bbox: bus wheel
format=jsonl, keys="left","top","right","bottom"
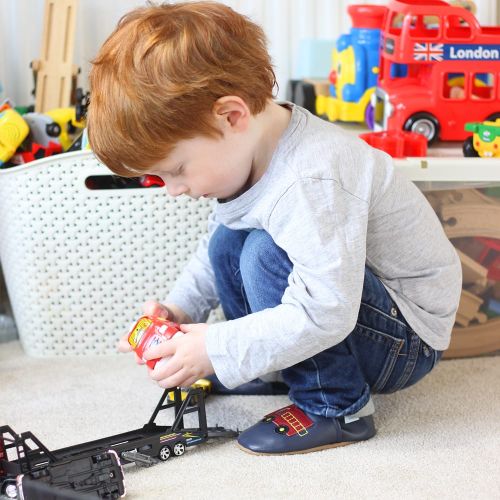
{"left": 404, "top": 113, "right": 440, "bottom": 144}
{"left": 158, "top": 445, "right": 172, "bottom": 461}
{"left": 463, "top": 136, "right": 479, "bottom": 157}
{"left": 486, "top": 112, "right": 500, "bottom": 122}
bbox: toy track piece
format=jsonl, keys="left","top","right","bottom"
{"left": 456, "top": 249, "right": 488, "bottom": 287}
{"left": 444, "top": 318, "right": 500, "bottom": 358}
{"left": 33, "top": 0, "right": 79, "bottom": 112}
{"left": 424, "top": 188, "right": 497, "bottom": 212}
{"left": 455, "top": 289, "right": 484, "bottom": 327}
{"left": 440, "top": 203, "right": 500, "bottom": 239}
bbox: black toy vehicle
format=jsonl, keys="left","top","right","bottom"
{"left": 1, "top": 387, "right": 237, "bottom": 499}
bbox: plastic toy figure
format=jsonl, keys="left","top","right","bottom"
{"left": 463, "top": 119, "right": 500, "bottom": 158}
{"left": 316, "top": 4, "right": 387, "bottom": 125}
{"left": 372, "top": 0, "right": 500, "bottom": 143}
{"left": 0, "top": 108, "right": 29, "bottom": 166}
{"left": 24, "top": 107, "right": 86, "bottom": 152}
{"left": 128, "top": 316, "right": 183, "bottom": 369}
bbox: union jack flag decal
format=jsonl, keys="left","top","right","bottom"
{"left": 413, "top": 42, "right": 444, "bottom": 61}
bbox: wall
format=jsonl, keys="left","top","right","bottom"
{"left": 0, "top": 0, "right": 498, "bottom": 105}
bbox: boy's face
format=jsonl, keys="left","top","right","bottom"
{"left": 149, "top": 122, "right": 256, "bottom": 201}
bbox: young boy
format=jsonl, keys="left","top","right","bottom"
{"left": 88, "top": 2, "right": 462, "bottom": 455}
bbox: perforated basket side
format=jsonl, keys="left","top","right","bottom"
{"left": 0, "top": 151, "right": 214, "bottom": 356}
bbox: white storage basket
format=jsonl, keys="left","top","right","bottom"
{"left": 0, "top": 150, "right": 214, "bottom": 356}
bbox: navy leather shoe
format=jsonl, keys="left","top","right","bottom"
{"left": 237, "top": 404, "right": 376, "bottom": 455}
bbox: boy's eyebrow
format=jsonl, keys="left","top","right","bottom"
{"left": 150, "top": 162, "right": 182, "bottom": 175}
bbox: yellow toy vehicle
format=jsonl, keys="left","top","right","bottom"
{"left": 463, "top": 119, "right": 500, "bottom": 158}
{"left": 0, "top": 109, "right": 29, "bottom": 166}
{"left": 167, "top": 378, "right": 212, "bottom": 405}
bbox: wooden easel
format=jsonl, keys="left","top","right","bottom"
{"left": 32, "top": 0, "right": 79, "bottom": 113}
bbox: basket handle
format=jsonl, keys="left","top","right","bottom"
{"left": 84, "top": 174, "right": 165, "bottom": 191}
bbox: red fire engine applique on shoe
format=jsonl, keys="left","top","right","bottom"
{"left": 262, "top": 405, "right": 314, "bottom": 437}
{"left": 237, "top": 404, "right": 376, "bottom": 455}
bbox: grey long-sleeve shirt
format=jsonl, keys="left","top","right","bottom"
{"left": 167, "top": 104, "right": 462, "bottom": 389}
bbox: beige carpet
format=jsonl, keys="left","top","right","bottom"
{"left": 1, "top": 340, "right": 499, "bottom": 500}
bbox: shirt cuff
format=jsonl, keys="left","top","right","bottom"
{"left": 205, "top": 323, "right": 244, "bottom": 389}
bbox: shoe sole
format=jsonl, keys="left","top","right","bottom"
{"left": 237, "top": 439, "right": 359, "bottom": 456}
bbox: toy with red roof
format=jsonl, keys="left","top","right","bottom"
{"left": 372, "top": 0, "right": 500, "bottom": 143}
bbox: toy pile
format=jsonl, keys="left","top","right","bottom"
{"left": 425, "top": 187, "right": 500, "bottom": 357}
{"left": 0, "top": 89, "right": 89, "bottom": 169}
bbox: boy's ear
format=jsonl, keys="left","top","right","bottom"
{"left": 212, "top": 96, "right": 250, "bottom": 133}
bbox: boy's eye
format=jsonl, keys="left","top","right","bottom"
{"left": 172, "top": 165, "right": 184, "bottom": 176}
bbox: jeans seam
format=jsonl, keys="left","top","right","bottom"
{"left": 372, "top": 336, "right": 404, "bottom": 392}
{"left": 360, "top": 301, "right": 408, "bottom": 328}
{"left": 239, "top": 283, "right": 250, "bottom": 316}
{"left": 310, "top": 357, "right": 330, "bottom": 416}
{"left": 391, "top": 333, "right": 421, "bottom": 392}
{"left": 356, "top": 322, "right": 408, "bottom": 347}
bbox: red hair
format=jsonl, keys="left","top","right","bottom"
{"left": 87, "top": 1, "right": 277, "bottom": 176}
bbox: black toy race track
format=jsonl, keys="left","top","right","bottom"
{"left": 1, "top": 387, "right": 238, "bottom": 499}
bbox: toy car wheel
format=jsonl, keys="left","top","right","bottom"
{"left": 1, "top": 480, "right": 17, "bottom": 499}
{"left": 403, "top": 113, "right": 440, "bottom": 144}
{"left": 463, "top": 136, "right": 479, "bottom": 157}
{"left": 173, "top": 442, "right": 185, "bottom": 456}
{"left": 45, "top": 122, "right": 61, "bottom": 137}
{"left": 158, "top": 445, "right": 172, "bottom": 461}
{"left": 286, "top": 79, "right": 300, "bottom": 103}
{"left": 294, "top": 82, "right": 317, "bottom": 115}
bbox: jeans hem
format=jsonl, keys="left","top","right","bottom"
{"left": 289, "top": 384, "right": 372, "bottom": 419}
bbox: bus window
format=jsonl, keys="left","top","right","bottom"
{"left": 445, "top": 15, "right": 472, "bottom": 39}
{"left": 444, "top": 72, "right": 465, "bottom": 100}
{"left": 390, "top": 63, "right": 408, "bottom": 79}
{"left": 471, "top": 73, "right": 495, "bottom": 100}
{"left": 388, "top": 12, "right": 403, "bottom": 35}
{"left": 408, "top": 15, "right": 440, "bottom": 39}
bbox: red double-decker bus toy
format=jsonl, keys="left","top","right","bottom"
{"left": 127, "top": 316, "right": 182, "bottom": 369}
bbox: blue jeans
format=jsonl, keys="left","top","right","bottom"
{"left": 208, "top": 226, "right": 443, "bottom": 418}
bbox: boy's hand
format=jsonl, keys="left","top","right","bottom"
{"left": 144, "top": 323, "right": 214, "bottom": 388}
{"left": 116, "top": 301, "right": 192, "bottom": 364}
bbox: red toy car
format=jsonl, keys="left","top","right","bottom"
{"left": 127, "top": 316, "right": 182, "bottom": 369}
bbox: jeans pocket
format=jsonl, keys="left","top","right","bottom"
{"left": 394, "top": 339, "right": 441, "bottom": 392}
{"left": 351, "top": 323, "right": 405, "bottom": 393}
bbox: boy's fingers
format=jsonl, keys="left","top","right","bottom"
{"left": 143, "top": 340, "right": 177, "bottom": 360}
{"left": 152, "top": 359, "right": 184, "bottom": 384}
{"left": 142, "top": 300, "right": 169, "bottom": 318}
{"left": 117, "top": 336, "right": 133, "bottom": 353}
{"left": 135, "top": 353, "right": 145, "bottom": 365}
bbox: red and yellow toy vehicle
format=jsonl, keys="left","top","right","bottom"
{"left": 127, "top": 316, "right": 182, "bottom": 369}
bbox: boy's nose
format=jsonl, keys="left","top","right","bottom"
{"left": 166, "top": 182, "right": 188, "bottom": 197}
